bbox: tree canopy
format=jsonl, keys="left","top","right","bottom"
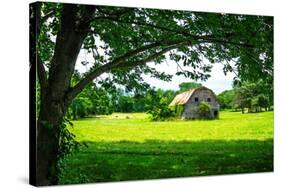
{"left": 38, "top": 3, "right": 273, "bottom": 101}
{"left": 233, "top": 80, "right": 272, "bottom": 113}
{"left": 178, "top": 82, "right": 202, "bottom": 92}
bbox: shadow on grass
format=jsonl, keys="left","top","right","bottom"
{"left": 59, "top": 139, "right": 273, "bottom": 185}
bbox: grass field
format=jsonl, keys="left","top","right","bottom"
{"left": 59, "top": 111, "right": 273, "bottom": 184}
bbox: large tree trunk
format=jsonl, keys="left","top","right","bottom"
{"left": 35, "top": 4, "right": 95, "bottom": 185}
{"left": 36, "top": 95, "right": 65, "bottom": 185}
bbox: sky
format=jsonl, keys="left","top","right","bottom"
{"left": 76, "top": 49, "right": 236, "bottom": 95}
{"left": 142, "top": 61, "right": 235, "bottom": 94}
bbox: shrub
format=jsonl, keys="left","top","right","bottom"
{"left": 197, "top": 101, "right": 211, "bottom": 119}
{"left": 148, "top": 106, "right": 175, "bottom": 121}
{"left": 147, "top": 97, "right": 175, "bottom": 121}
{"left": 172, "top": 104, "right": 184, "bottom": 118}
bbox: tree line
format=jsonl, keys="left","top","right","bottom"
{"left": 218, "top": 79, "right": 273, "bottom": 113}
{"left": 66, "top": 77, "right": 273, "bottom": 120}
{"left": 65, "top": 74, "right": 200, "bottom": 119}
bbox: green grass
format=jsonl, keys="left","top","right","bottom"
{"left": 59, "top": 111, "right": 273, "bottom": 184}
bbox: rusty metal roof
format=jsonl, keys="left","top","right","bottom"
{"left": 169, "top": 86, "right": 215, "bottom": 106}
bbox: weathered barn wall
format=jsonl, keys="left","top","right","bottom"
{"left": 182, "top": 88, "right": 219, "bottom": 119}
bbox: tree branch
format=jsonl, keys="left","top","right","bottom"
{"left": 111, "top": 38, "right": 187, "bottom": 64}
{"left": 66, "top": 62, "right": 113, "bottom": 101}
{"left": 115, "top": 43, "right": 185, "bottom": 69}
{"left": 66, "top": 41, "right": 188, "bottom": 101}
{"left": 94, "top": 16, "right": 254, "bottom": 49}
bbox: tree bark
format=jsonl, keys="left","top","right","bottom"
{"left": 35, "top": 4, "right": 95, "bottom": 185}
{"left": 36, "top": 96, "right": 65, "bottom": 185}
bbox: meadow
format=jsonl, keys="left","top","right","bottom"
{"left": 59, "top": 111, "right": 273, "bottom": 184}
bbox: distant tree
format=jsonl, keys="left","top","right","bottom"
{"left": 178, "top": 82, "right": 202, "bottom": 93}
{"left": 252, "top": 94, "right": 269, "bottom": 112}
{"left": 233, "top": 83, "right": 254, "bottom": 113}
{"left": 131, "top": 93, "right": 147, "bottom": 112}
{"left": 69, "top": 96, "right": 92, "bottom": 119}
{"left": 233, "top": 81, "right": 271, "bottom": 113}
{"left": 217, "top": 90, "right": 235, "bottom": 109}
{"left": 66, "top": 71, "right": 116, "bottom": 118}
{"left": 113, "top": 88, "right": 176, "bottom": 113}
{"left": 117, "top": 96, "right": 134, "bottom": 112}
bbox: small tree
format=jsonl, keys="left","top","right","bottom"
{"left": 146, "top": 89, "right": 175, "bottom": 121}
{"left": 178, "top": 82, "right": 202, "bottom": 93}
{"left": 217, "top": 90, "right": 235, "bottom": 109}
{"left": 197, "top": 101, "right": 211, "bottom": 119}
{"left": 173, "top": 104, "right": 185, "bottom": 118}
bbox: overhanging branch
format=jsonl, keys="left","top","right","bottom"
{"left": 115, "top": 43, "right": 186, "bottom": 69}
{"left": 94, "top": 17, "right": 255, "bottom": 49}
{"left": 66, "top": 41, "right": 189, "bottom": 101}
{"left": 111, "top": 38, "right": 188, "bottom": 64}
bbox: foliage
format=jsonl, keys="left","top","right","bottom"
{"left": 36, "top": 79, "right": 41, "bottom": 118}
{"left": 146, "top": 89, "right": 176, "bottom": 121}
{"left": 217, "top": 90, "right": 235, "bottom": 109}
{"left": 59, "top": 111, "right": 273, "bottom": 184}
{"left": 233, "top": 80, "right": 272, "bottom": 113}
{"left": 69, "top": 96, "right": 93, "bottom": 119}
{"left": 57, "top": 118, "right": 89, "bottom": 183}
{"left": 57, "top": 118, "right": 81, "bottom": 159}
{"left": 67, "top": 71, "right": 117, "bottom": 119}
{"left": 251, "top": 94, "right": 269, "bottom": 112}
{"left": 173, "top": 104, "right": 185, "bottom": 118}
{"left": 197, "top": 101, "right": 212, "bottom": 119}
{"left": 115, "top": 96, "right": 135, "bottom": 112}
{"left": 178, "top": 82, "right": 202, "bottom": 93}
{"left": 39, "top": 2, "right": 273, "bottom": 99}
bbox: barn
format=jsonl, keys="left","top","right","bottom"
{"left": 169, "top": 86, "right": 219, "bottom": 119}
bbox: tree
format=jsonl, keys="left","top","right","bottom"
{"left": 31, "top": 2, "right": 273, "bottom": 185}
{"left": 217, "top": 90, "right": 235, "bottom": 109}
{"left": 117, "top": 96, "right": 135, "bottom": 112}
{"left": 257, "top": 94, "right": 270, "bottom": 111}
{"left": 146, "top": 89, "right": 175, "bottom": 121}
{"left": 178, "top": 82, "right": 202, "bottom": 93}
{"left": 233, "top": 81, "right": 271, "bottom": 113}
{"left": 233, "top": 82, "right": 255, "bottom": 113}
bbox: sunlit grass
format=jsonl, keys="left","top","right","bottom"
{"left": 71, "top": 111, "right": 273, "bottom": 142}
{"left": 59, "top": 111, "right": 273, "bottom": 184}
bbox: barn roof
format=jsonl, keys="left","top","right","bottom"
{"left": 169, "top": 89, "right": 196, "bottom": 106}
{"left": 169, "top": 86, "right": 215, "bottom": 106}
